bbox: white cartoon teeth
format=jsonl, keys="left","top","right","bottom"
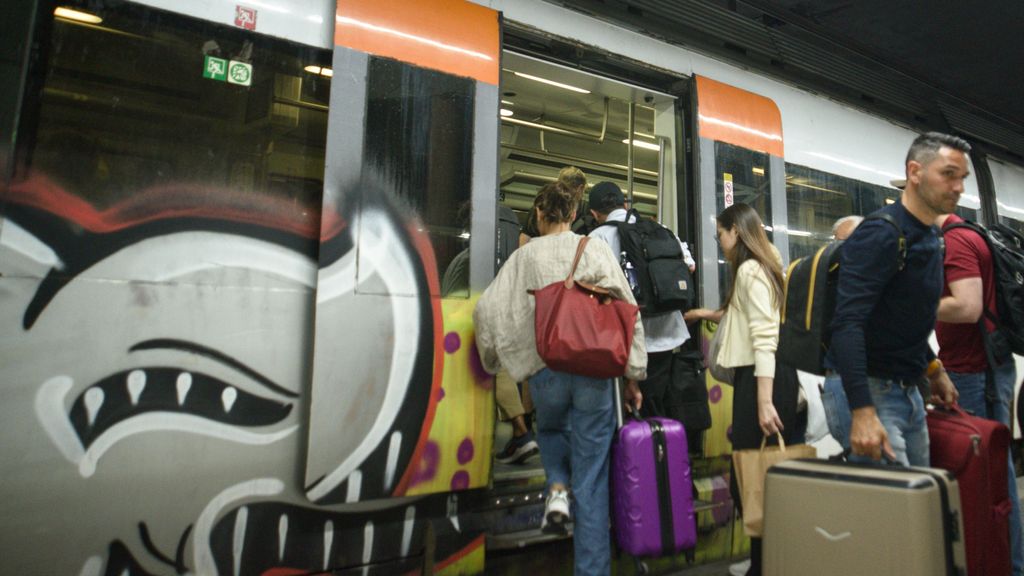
{"left": 176, "top": 373, "right": 193, "bottom": 406}
{"left": 278, "top": 514, "right": 289, "bottom": 562}
{"left": 323, "top": 520, "right": 334, "bottom": 570}
{"left": 222, "top": 387, "right": 238, "bottom": 413}
{"left": 84, "top": 388, "right": 104, "bottom": 427}
{"left": 126, "top": 370, "right": 146, "bottom": 406}
{"left": 233, "top": 506, "right": 248, "bottom": 576}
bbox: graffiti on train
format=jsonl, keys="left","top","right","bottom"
{"left": 0, "top": 173, "right": 491, "bottom": 574}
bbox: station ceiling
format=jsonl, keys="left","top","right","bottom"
{"left": 749, "top": 0, "right": 1024, "bottom": 129}
{"left": 547, "top": 0, "right": 1024, "bottom": 160}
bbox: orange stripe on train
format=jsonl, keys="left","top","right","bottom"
{"left": 696, "top": 76, "right": 784, "bottom": 157}
{"left": 335, "top": 0, "right": 500, "bottom": 85}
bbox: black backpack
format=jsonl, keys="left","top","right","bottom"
{"left": 944, "top": 219, "right": 1024, "bottom": 356}
{"left": 777, "top": 213, "right": 906, "bottom": 375}
{"left": 600, "top": 209, "right": 695, "bottom": 315}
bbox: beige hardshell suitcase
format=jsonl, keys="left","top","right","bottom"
{"left": 763, "top": 459, "right": 967, "bottom": 576}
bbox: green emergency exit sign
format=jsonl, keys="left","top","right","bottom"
{"left": 203, "top": 55, "right": 227, "bottom": 81}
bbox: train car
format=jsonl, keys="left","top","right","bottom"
{"left": 1, "top": 0, "right": 1023, "bottom": 575}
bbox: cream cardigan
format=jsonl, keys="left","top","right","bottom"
{"left": 716, "top": 258, "right": 781, "bottom": 378}
{"left": 474, "top": 231, "right": 647, "bottom": 382}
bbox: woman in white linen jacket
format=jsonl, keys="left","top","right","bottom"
{"left": 684, "top": 202, "right": 799, "bottom": 576}
{"left": 474, "top": 180, "right": 644, "bottom": 576}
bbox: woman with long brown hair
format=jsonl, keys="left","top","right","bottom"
{"left": 685, "top": 203, "right": 798, "bottom": 576}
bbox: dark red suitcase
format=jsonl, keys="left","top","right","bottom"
{"left": 928, "top": 404, "right": 1012, "bottom": 576}
{"left": 611, "top": 415, "right": 697, "bottom": 557}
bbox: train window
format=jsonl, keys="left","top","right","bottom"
{"left": 362, "top": 57, "right": 475, "bottom": 297}
{"left": 990, "top": 157, "right": 1024, "bottom": 236}
{"left": 17, "top": 2, "right": 330, "bottom": 253}
{"left": 784, "top": 164, "right": 902, "bottom": 262}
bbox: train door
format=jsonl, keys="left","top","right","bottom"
{"left": 0, "top": 0, "right": 501, "bottom": 573}
{"left": 487, "top": 48, "right": 684, "bottom": 544}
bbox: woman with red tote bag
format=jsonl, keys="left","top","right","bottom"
{"left": 475, "top": 180, "right": 646, "bottom": 576}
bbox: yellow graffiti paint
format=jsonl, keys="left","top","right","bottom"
{"left": 406, "top": 295, "right": 495, "bottom": 495}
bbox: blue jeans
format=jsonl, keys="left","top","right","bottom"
{"left": 821, "top": 375, "right": 929, "bottom": 466}
{"left": 531, "top": 368, "right": 615, "bottom": 576}
{"left": 821, "top": 375, "right": 852, "bottom": 453}
{"left": 948, "top": 361, "right": 1023, "bottom": 576}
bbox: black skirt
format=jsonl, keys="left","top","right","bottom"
{"left": 730, "top": 362, "right": 801, "bottom": 450}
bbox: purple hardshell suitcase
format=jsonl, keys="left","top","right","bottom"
{"left": 612, "top": 415, "right": 697, "bottom": 556}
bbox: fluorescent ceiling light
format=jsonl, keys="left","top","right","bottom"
{"left": 622, "top": 139, "right": 660, "bottom": 151}
{"left": 501, "top": 100, "right": 514, "bottom": 106}
{"left": 752, "top": 167, "right": 765, "bottom": 176}
{"left": 500, "top": 109, "right": 514, "bottom": 117}
{"left": 303, "top": 65, "right": 332, "bottom": 77}
{"left": 786, "top": 229, "right": 814, "bottom": 237}
{"left": 55, "top": 7, "right": 102, "bottom": 24}
{"left": 513, "top": 71, "right": 590, "bottom": 94}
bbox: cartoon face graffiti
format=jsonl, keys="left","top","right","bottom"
{"left": 0, "top": 176, "right": 442, "bottom": 575}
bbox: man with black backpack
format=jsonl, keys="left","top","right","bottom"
{"left": 825, "top": 132, "right": 961, "bottom": 465}
{"left": 588, "top": 181, "right": 696, "bottom": 418}
{"left": 936, "top": 210, "right": 1024, "bottom": 574}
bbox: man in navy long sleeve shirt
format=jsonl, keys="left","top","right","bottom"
{"left": 825, "top": 132, "right": 964, "bottom": 464}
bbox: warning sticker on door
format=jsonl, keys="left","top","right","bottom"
{"left": 227, "top": 61, "right": 253, "bottom": 86}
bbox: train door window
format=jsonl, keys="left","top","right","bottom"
{"left": 712, "top": 142, "right": 772, "bottom": 299}
{"left": 990, "top": 157, "right": 1024, "bottom": 235}
{"left": 498, "top": 52, "right": 677, "bottom": 238}
{"left": 9, "top": 2, "right": 330, "bottom": 263}
{"left": 362, "top": 57, "right": 475, "bottom": 297}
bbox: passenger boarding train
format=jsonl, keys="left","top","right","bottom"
{"left": 1, "top": 0, "right": 1023, "bottom": 574}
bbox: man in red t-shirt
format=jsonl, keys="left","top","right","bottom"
{"left": 936, "top": 212, "right": 1023, "bottom": 575}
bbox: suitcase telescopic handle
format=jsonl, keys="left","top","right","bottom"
{"left": 613, "top": 378, "right": 643, "bottom": 429}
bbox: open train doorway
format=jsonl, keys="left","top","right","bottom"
{"left": 491, "top": 49, "right": 682, "bottom": 498}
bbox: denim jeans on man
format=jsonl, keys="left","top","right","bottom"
{"left": 531, "top": 368, "right": 615, "bottom": 576}
{"left": 821, "top": 374, "right": 929, "bottom": 466}
{"left": 948, "top": 360, "right": 1023, "bottom": 576}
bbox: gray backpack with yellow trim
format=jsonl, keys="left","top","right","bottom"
{"left": 777, "top": 213, "right": 905, "bottom": 374}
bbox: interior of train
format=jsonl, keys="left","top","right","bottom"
{"left": 492, "top": 51, "right": 679, "bottom": 487}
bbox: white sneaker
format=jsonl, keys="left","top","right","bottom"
{"left": 729, "top": 558, "right": 751, "bottom": 576}
{"left": 541, "top": 489, "right": 570, "bottom": 534}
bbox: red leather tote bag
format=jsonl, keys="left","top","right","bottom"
{"left": 529, "top": 237, "right": 639, "bottom": 379}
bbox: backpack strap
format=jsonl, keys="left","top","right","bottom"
{"left": 597, "top": 208, "right": 639, "bottom": 230}
{"left": 864, "top": 212, "right": 907, "bottom": 271}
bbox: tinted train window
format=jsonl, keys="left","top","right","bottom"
{"left": 17, "top": 3, "right": 330, "bottom": 255}
{"left": 995, "top": 185, "right": 1024, "bottom": 237}
{"left": 363, "top": 57, "right": 474, "bottom": 297}
{"left": 784, "top": 164, "right": 902, "bottom": 262}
